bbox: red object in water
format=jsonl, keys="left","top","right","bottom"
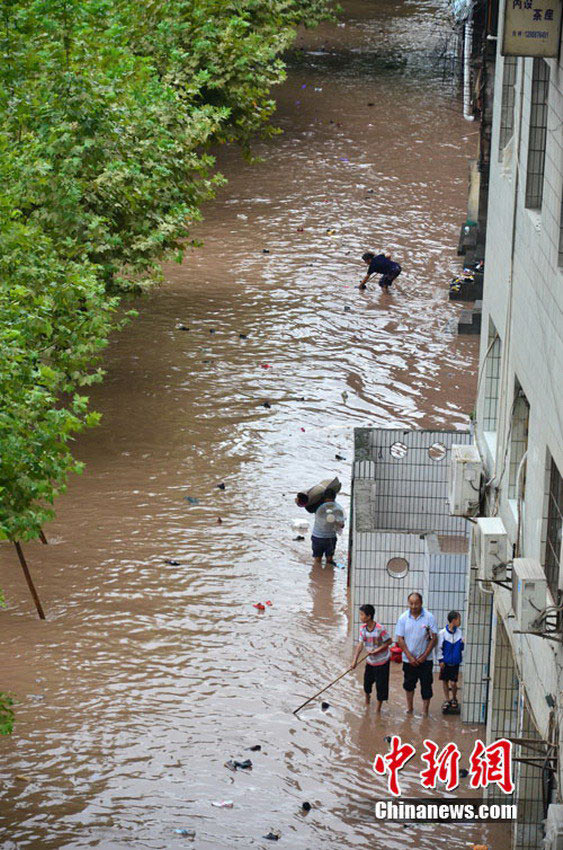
{"left": 265, "top": 601, "right": 273, "bottom": 606}
{"left": 260, "top": 364, "right": 270, "bottom": 369}
{"left": 300, "top": 427, "right": 305, "bottom": 432}
{"left": 253, "top": 603, "right": 266, "bottom": 611}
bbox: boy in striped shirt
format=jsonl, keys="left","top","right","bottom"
{"left": 352, "top": 604, "right": 392, "bottom": 712}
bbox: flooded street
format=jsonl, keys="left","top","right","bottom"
{"left": 0, "top": 1, "right": 510, "bottom": 847}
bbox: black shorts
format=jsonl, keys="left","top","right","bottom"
{"left": 439, "top": 664, "right": 460, "bottom": 683}
{"left": 311, "top": 535, "right": 336, "bottom": 559}
{"left": 364, "top": 660, "right": 390, "bottom": 701}
{"left": 402, "top": 661, "right": 433, "bottom": 700}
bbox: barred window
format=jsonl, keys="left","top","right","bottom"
{"left": 499, "top": 57, "right": 517, "bottom": 159}
{"left": 483, "top": 323, "right": 501, "bottom": 432}
{"left": 544, "top": 457, "right": 562, "bottom": 600}
{"left": 525, "top": 58, "right": 550, "bottom": 209}
{"left": 508, "top": 383, "right": 529, "bottom": 501}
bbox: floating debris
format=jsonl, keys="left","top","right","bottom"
{"left": 175, "top": 323, "right": 189, "bottom": 331}
{"left": 174, "top": 828, "right": 196, "bottom": 838}
{"left": 239, "top": 333, "right": 248, "bottom": 339}
{"left": 247, "top": 744, "right": 262, "bottom": 752}
{"left": 217, "top": 483, "right": 226, "bottom": 490}
{"left": 293, "top": 535, "right": 305, "bottom": 541}
{"left": 302, "top": 802, "right": 312, "bottom": 812}
{"left": 335, "top": 454, "right": 346, "bottom": 461}
{"left": 263, "top": 830, "right": 281, "bottom": 841}
{"left": 164, "top": 559, "right": 181, "bottom": 566}
{"left": 321, "top": 702, "right": 330, "bottom": 711}
{"left": 211, "top": 800, "right": 234, "bottom": 808}
{"left": 253, "top": 603, "right": 266, "bottom": 611}
{"left": 262, "top": 248, "right": 270, "bottom": 254}
{"left": 184, "top": 496, "right": 200, "bottom": 505}
{"left": 224, "top": 759, "right": 253, "bottom": 772}
{"left": 263, "top": 401, "right": 271, "bottom": 408}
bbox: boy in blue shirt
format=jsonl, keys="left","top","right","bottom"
{"left": 358, "top": 251, "right": 402, "bottom": 290}
{"left": 437, "top": 610, "right": 464, "bottom": 711}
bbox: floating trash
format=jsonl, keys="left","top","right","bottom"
{"left": 216, "top": 517, "right": 223, "bottom": 524}
{"left": 263, "top": 401, "right": 271, "bottom": 408}
{"left": 217, "top": 483, "right": 226, "bottom": 490}
{"left": 224, "top": 759, "right": 253, "bottom": 771}
{"left": 164, "top": 559, "right": 181, "bottom": 566}
{"left": 293, "top": 535, "right": 305, "bottom": 541}
{"left": 326, "top": 228, "right": 337, "bottom": 235}
{"left": 237, "top": 213, "right": 248, "bottom": 220}
{"left": 260, "top": 364, "right": 271, "bottom": 369}
{"left": 247, "top": 744, "right": 262, "bottom": 752}
{"left": 302, "top": 802, "right": 312, "bottom": 812}
{"left": 211, "top": 800, "right": 234, "bottom": 808}
{"left": 174, "top": 828, "right": 196, "bottom": 838}
{"left": 253, "top": 603, "right": 266, "bottom": 611}
{"left": 239, "top": 333, "right": 248, "bottom": 339}
{"left": 335, "top": 454, "right": 346, "bottom": 461}
{"left": 263, "top": 830, "right": 281, "bottom": 841}
{"left": 262, "top": 248, "right": 270, "bottom": 253}
{"left": 344, "top": 306, "right": 351, "bottom": 312}
{"left": 175, "top": 323, "right": 189, "bottom": 331}
{"left": 184, "top": 496, "right": 200, "bottom": 505}
{"left": 321, "top": 702, "right": 330, "bottom": 711}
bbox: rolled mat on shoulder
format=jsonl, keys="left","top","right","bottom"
{"left": 300, "top": 477, "right": 341, "bottom": 514}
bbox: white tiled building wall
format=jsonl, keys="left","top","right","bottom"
{"left": 473, "top": 24, "right": 563, "bottom": 846}
{"left": 350, "top": 429, "right": 472, "bottom": 643}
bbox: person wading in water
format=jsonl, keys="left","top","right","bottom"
{"left": 358, "top": 251, "right": 402, "bottom": 291}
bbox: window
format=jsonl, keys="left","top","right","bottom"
{"left": 483, "top": 323, "right": 501, "bottom": 432}
{"left": 525, "top": 58, "right": 550, "bottom": 209}
{"left": 559, "top": 190, "right": 563, "bottom": 267}
{"left": 544, "top": 456, "right": 562, "bottom": 600}
{"left": 508, "top": 383, "right": 530, "bottom": 500}
{"left": 499, "top": 57, "right": 518, "bottom": 160}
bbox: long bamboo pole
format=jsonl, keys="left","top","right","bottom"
{"left": 14, "top": 542, "right": 46, "bottom": 620}
{"left": 293, "top": 653, "right": 370, "bottom": 715}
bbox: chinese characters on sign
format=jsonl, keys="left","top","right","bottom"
{"left": 373, "top": 736, "right": 515, "bottom": 797}
{"left": 502, "top": 0, "right": 562, "bottom": 56}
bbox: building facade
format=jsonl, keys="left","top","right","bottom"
{"left": 464, "top": 11, "right": 563, "bottom": 847}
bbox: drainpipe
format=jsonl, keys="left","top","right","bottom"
{"left": 463, "top": 12, "right": 475, "bottom": 121}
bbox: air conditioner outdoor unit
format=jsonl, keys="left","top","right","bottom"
{"left": 473, "top": 517, "right": 509, "bottom": 582}
{"left": 448, "top": 444, "right": 482, "bottom": 516}
{"left": 512, "top": 558, "right": 547, "bottom": 632}
{"left": 544, "top": 804, "right": 563, "bottom": 850}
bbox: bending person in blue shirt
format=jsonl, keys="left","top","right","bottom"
{"left": 358, "top": 251, "right": 402, "bottom": 291}
{"left": 395, "top": 592, "right": 438, "bottom": 717}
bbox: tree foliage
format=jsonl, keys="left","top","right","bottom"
{"left": 0, "top": 0, "right": 333, "bottom": 723}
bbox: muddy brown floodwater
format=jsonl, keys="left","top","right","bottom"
{"left": 0, "top": 1, "right": 511, "bottom": 848}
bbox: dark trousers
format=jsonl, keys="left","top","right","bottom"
{"left": 364, "top": 660, "right": 390, "bottom": 701}
{"left": 380, "top": 262, "right": 402, "bottom": 287}
{"left": 402, "top": 661, "right": 433, "bottom": 700}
